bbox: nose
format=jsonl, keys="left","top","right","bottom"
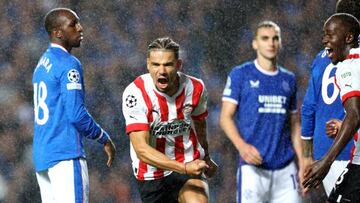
{"left": 158, "top": 65, "right": 166, "bottom": 74}
{"left": 322, "top": 36, "right": 328, "bottom": 45}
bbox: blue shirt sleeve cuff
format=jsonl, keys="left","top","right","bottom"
{"left": 96, "top": 129, "right": 110, "bottom": 145}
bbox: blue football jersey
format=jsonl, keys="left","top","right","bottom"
{"left": 222, "top": 60, "right": 297, "bottom": 170}
{"left": 32, "top": 44, "right": 109, "bottom": 172}
{"left": 301, "top": 50, "right": 352, "bottom": 160}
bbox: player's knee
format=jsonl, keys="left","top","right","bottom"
{"left": 178, "top": 179, "right": 208, "bottom": 203}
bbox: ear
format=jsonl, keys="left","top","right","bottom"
{"left": 345, "top": 33, "right": 355, "bottom": 44}
{"left": 176, "top": 59, "right": 182, "bottom": 71}
{"left": 252, "top": 39, "right": 257, "bottom": 50}
{"left": 53, "top": 29, "right": 62, "bottom": 39}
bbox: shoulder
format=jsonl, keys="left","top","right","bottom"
{"left": 181, "top": 73, "right": 205, "bottom": 86}
{"left": 123, "top": 74, "right": 150, "bottom": 95}
{"left": 278, "top": 66, "right": 295, "bottom": 77}
{"left": 227, "top": 61, "right": 255, "bottom": 77}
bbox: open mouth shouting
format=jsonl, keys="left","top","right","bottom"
{"left": 325, "top": 47, "right": 334, "bottom": 58}
{"left": 156, "top": 76, "right": 169, "bottom": 91}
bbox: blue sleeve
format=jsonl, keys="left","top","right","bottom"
{"left": 60, "top": 59, "right": 110, "bottom": 144}
{"left": 301, "top": 59, "right": 318, "bottom": 138}
{"left": 222, "top": 67, "right": 242, "bottom": 104}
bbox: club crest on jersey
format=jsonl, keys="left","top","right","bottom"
{"left": 126, "top": 95, "right": 137, "bottom": 108}
{"left": 182, "top": 104, "right": 193, "bottom": 119}
{"left": 249, "top": 80, "right": 259, "bottom": 88}
{"left": 67, "top": 69, "right": 80, "bottom": 83}
{"left": 282, "top": 81, "right": 290, "bottom": 92}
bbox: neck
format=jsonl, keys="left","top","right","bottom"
{"left": 51, "top": 40, "right": 72, "bottom": 53}
{"left": 256, "top": 55, "right": 277, "bottom": 72}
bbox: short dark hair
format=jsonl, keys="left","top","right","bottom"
{"left": 147, "top": 37, "right": 180, "bottom": 59}
{"left": 254, "top": 20, "right": 281, "bottom": 39}
{"left": 44, "top": 8, "right": 73, "bottom": 35}
{"left": 336, "top": 0, "right": 360, "bottom": 20}
{"left": 326, "top": 13, "right": 360, "bottom": 44}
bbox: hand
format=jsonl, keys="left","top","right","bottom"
{"left": 185, "top": 159, "right": 209, "bottom": 176}
{"left": 302, "top": 159, "right": 331, "bottom": 190}
{"left": 104, "top": 140, "right": 116, "bottom": 167}
{"left": 203, "top": 156, "right": 218, "bottom": 178}
{"left": 300, "top": 157, "right": 314, "bottom": 194}
{"left": 238, "top": 142, "right": 262, "bottom": 165}
{"left": 326, "top": 119, "right": 342, "bottom": 138}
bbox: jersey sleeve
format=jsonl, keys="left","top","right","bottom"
{"left": 222, "top": 68, "right": 242, "bottom": 105}
{"left": 336, "top": 59, "right": 360, "bottom": 103}
{"left": 60, "top": 59, "right": 109, "bottom": 144}
{"left": 191, "top": 80, "right": 208, "bottom": 120}
{"left": 122, "top": 83, "right": 150, "bottom": 134}
{"left": 301, "top": 59, "right": 319, "bottom": 139}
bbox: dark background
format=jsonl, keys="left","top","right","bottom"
{"left": 0, "top": 0, "right": 336, "bottom": 202}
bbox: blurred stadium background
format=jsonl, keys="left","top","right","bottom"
{"left": 0, "top": 0, "right": 337, "bottom": 202}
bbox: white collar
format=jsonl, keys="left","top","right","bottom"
{"left": 254, "top": 60, "right": 279, "bottom": 76}
{"left": 50, "top": 43, "right": 68, "bottom": 53}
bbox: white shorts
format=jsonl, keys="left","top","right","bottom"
{"left": 36, "top": 158, "right": 89, "bottom": 203}
{"left": 323, "top": 160, "right": 349, "bottom": 196}
{"left": 237, "top": 161, "right": 302, "bottom": 203}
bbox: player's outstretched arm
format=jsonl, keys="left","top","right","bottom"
{"left": 220, "top": 101, "right": 262, "bottom": 165}
{"left": 303, "top": 97, "right": 360, "bottom": 189}
{"left": 104, "top": 139, "right": 116, "bottom": 167}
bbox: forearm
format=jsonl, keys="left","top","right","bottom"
{"left": 219, "top": 114, "right": 245, "bottom": 151}
{"left": 302, "top": 139, "right": 314, "bottom": 160}
{"left": 135, "top": 143, "right": 186, "bottom": 174}
{"left": 324, "top": 115, "right": 359, "bottom": 163}
{"left": 193, "top": 119, "right": 209, "bottom": 156}
{"left": 290, "top": 113, "right": 303, "bottom": 162}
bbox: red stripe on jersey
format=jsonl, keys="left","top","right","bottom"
{"left": 134, "top": 77, "right": 153, "bottom": 122}
{"left": 153, "top": 138, "right": 166, "bottom": 178}
{"left": 192, "top": 111, "right": 208, "bottom": 121}
{"left": 189, "top": 77, "right": 204, "bottom": 109}
{"left": 137, "top": 161, "right": 148, "bottom": 180}
{"left": 346, "top": 54, "right": 360, "bottom": 59}
{"left": 350, "top": 132, "right": 359, "bottom": 163}
{"left": 175, "top": 136, "right": 185, "bottom": 162}
{"left": 341, "top": 91, "right": 360, "bottom": 104}
{"left": 189, "top": 128, "right": 200, "bottom": 159}
{"left": 176, "top": 89, "right": 186, "bottom": 119}
{"left": 154, "top": 92, "right": 168, "bottom": 121}
{"left": 334, "top": 75, "right": 340, "bottom": 92}
{"left": 126, "top": 123, "right": 150, "bottom": 134}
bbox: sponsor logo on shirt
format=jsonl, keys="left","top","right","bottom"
{"left": 258, "top": 95, "right": 287, "bottom": 114}
{"left": 250, "top": 80, "right": 260, "bottom": 88}
{"left": 151, "top": 119, "right": 191, "bottom": 137}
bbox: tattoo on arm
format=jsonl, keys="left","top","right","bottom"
{"left": 302, "top": 140, "right": 313, "bottom": 158}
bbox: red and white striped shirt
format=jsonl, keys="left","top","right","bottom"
{"left": 335, "top": 47, "right": 360, "bottom": 165}
{"left": 122, "top": 72, "right": 208, "bottom": 180}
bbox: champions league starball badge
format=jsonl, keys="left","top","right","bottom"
{"left": 126, "top": 95, "right": 137, "bottom": 108}
{"left": 67, "top": 69, "right": 80, "bottom": 83}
